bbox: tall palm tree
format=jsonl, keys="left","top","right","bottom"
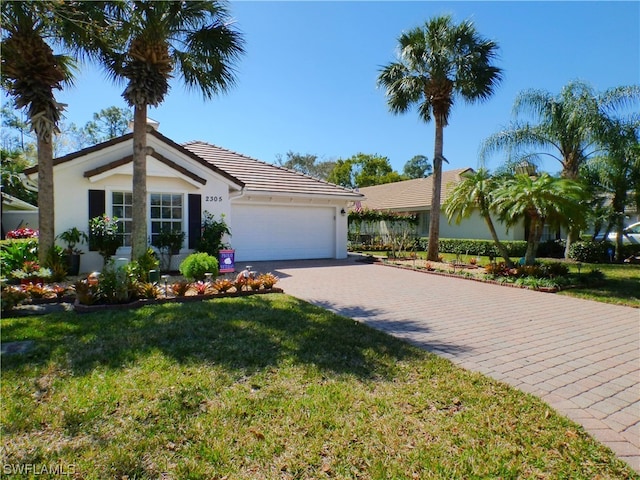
{"left": 443, "top": 169, "right": 513, "bottom": 267}
{"left": 378, "top": 15, "right": 502, "bottom": 261}
{"left": 101, "top": 0, "right": 244, "bottom": 259}
{"left": 492, "top": 173, "right": 587, "bottom": 265}
{"left": 583, "top": 120, "right": 640, "bottom": 261}
{"left": 480, "top": 81, "right": 640, "bottom": 256}
{"left": 1, "top": 2, "right": 76, "bottom": 264}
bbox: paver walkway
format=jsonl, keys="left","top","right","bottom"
{"left": 250, "top": 257, "right": 640, "bottom": 472}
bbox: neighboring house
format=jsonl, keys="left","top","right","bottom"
{"left": 23, "top": 128, "right": 363, "bottom": 273}
{"left": 1, "top": 192, "right": 38, "bottom": 238}
{"left": 356, "top": 168, "right": 526, "bottom": 241}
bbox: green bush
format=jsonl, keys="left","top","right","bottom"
{"left": 179, "top": 253, "right": 219, "bottom": 281}
{"left": 568, "top": 241, "right": 614, "bottom": 263}
{"left": 0, "top": 239, "right": 38, "bottom": 274}
{"left": 419, "top": 238, "right": 528, "bottom": 257}
{"left": 197, "top": 212, "right": 230, "bottom": 256}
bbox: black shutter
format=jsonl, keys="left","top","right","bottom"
{"left": 88, "top": 190, "right": 106, "bottom": 251}
{"left": 188, "top": 194, "right": 201, "bottom": 249}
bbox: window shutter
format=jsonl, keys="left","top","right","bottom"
{"left": 188, "top": 194, "right": 201, "bottom": 249}
{"left": 88, "top": 190, "right": 106, "bottom": 251}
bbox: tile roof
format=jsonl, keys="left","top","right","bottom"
{"left": 183, "top": 141, "right": 363, "bottom": 199}
{"left": 357, "top": 168, "right": 474, "bottom": 211}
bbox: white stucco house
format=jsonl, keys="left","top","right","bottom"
{"left": 24, "top": 127, "right": 363, "bottom": 273}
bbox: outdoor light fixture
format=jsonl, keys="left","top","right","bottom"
{"left": 340, "top": 208, "right": 346, "bottom": 216}
{"left": 161, "top": 275, "right": 170, "bottom": 297}
{"left": 204, "top": 272, "right": 213, "bottom": 284}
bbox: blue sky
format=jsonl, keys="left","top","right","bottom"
{"left": 53, "top": 1, "right": 639, "bottom": 176}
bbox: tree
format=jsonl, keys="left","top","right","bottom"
{"left": 492, "top": 173, "right": 587, "bottom": 265}
{"left": 1, "top": 148, "right": 38, "bottom": 206}
{"left": 99, "top": 1, "right": 244, "bottom": 259}
{"left": 583, "top": 120, "right": 640, "bottom": 261}
{"left": 480, "top": 81, "right": 640, "bottom": 256}
{"left": 443, "top": 168, "right": 513, "bottom": 267}
{"left": 326, "top": 153, "right": 403, "bottom": 188}
{"left": 276, "top": 151, "right": 336, "bottom": 181}
{"left": 79, "top": 106, "right": 133, "bottom": 146}
{"left": 378, "top": 15, "right": 502, "bottom": 261}
{"left": 403, "top": 154, "right": 431, "bottom": 179}
{"left": 1, "top": 2, "right": 78, "bottom": 264}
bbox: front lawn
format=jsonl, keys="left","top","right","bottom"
{"left": 1, "top": 295, "right": 636, "bottom": 479}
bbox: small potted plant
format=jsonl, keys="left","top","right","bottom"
{"left": 57, "top": 227, "right": 88, "bottom": 276}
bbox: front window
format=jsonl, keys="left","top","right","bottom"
{"left": 112, "top": 192, "right": 133, "bottom": 247}
{"left": 150, "top": 193, "right": 183, "bottom": 245}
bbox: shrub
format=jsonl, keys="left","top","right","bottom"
{"left": 542, "top": 261, "right": 569, "bottom": 278}
{"left": 568, "top": 241, "right": 614, "bottom": 263}
{"left": 0, "top": 284, "right": 28, "bottom": 312}
{"left": 171, "top": 280, "right": 191, "bottom": 296}
{"left": 484, "top": 262, "right": 512, "bottom": 277}
{"left": 179, "top": 253, "right": 219, "bottom": 281}
{"left": 99, "top": 263, "right": 137, "bottom": 304}
{"left": 1, "top": 239, "right": 39, "bottom": 275}
{"left": 197, "top": 212, "right": 230, "bottom": 256}
{"left": 212, "top": 278, "right": 233, "bottom": 293}
{"left": 419, "top": 238, "right": 528, "bottom": 257}
{"left": 258, "top": 273, "right": 279, "bottom": 289}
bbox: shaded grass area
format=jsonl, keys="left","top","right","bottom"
{"left": 1, "top": 295, "right": 637, "bottom": 479}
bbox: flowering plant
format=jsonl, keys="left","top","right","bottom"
{"left": 10, "top": 260, "right": 52, "bottom": 280}
{"left": 6, "top": 227, "right": 39, "bottom": 239}
{"left": 89, "top": 214, "right": 121, "bottom": 264}
{"left": 89, "top": 214, "right": 119, "bottom": 238}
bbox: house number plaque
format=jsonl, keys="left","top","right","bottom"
{"left": 205, "top": 195, "right": 224, "bottom": 203}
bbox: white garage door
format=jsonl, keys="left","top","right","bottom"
{"left": 231, "top": 204, "right": 335, "bottom": 261}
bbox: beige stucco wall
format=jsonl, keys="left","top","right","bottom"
{"left": 441, "top": 210, "right": 525, "bottom": 241}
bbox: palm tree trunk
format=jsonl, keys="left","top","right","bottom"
{"left": 37, "top": 134, "right": 55, "bottom": 266}
{"left": 131, "top": 104, "right": 148, "bottom": 260}
{"left": 483, "top": 213, "right": 514, "bottom": 268}
{"left": 525, "top": 215, "right": 542, "bottom": 265}
{"left": 426, "top": 118, "right": 443, "bottom": 261}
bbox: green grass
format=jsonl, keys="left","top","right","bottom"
{"left": 362, "top": 251, "right": 640, "bottom": 308}
{"left": 2, "top": 295, "right": 637, "bottom": 479}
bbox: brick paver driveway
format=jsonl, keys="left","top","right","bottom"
{"left": 251, "top": 257, "right": 640, "bottom": 472}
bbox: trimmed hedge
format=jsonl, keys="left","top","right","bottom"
{"left": 418, "top": 238, "right": 528, "bottom": 257}
{"left": 568, "top": 240, "right": 640, "bottom": 263}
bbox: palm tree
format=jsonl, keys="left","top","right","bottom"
{"left": 378, "top": 15, "right": 502, "bottom": 261}
{"left": 101, "top": 0, "right": 244, "bottom": 259}
{"left": 492, "top": 173, "right": 587, "bottom": 265}
{"left": 1, "top": 2, "right": 77, "bottom": 264}
{"left": 443, "top": 169, "right": 513, "bottom": 267}
{"left": 583, "top": 120, "right": 640, "bottom": 261}
{"left": 480, "top": 81, "right": 640, "bottom": 256}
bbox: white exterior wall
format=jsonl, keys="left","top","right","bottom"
{"left": 49, "top": 136, "right": 239, "bottom": 273}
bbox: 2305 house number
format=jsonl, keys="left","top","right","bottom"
{"left": 205, "top": 195, "right": 224, "bottom": 202}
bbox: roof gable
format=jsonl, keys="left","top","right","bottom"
{"left": 182, "top": 141, "right": 363, "bottom": 199}
{"left": 358, "top": 168, "right": 474, "bottom": 211}
{"left": 23, "top": 128, "right": 244, "bottom": 188}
